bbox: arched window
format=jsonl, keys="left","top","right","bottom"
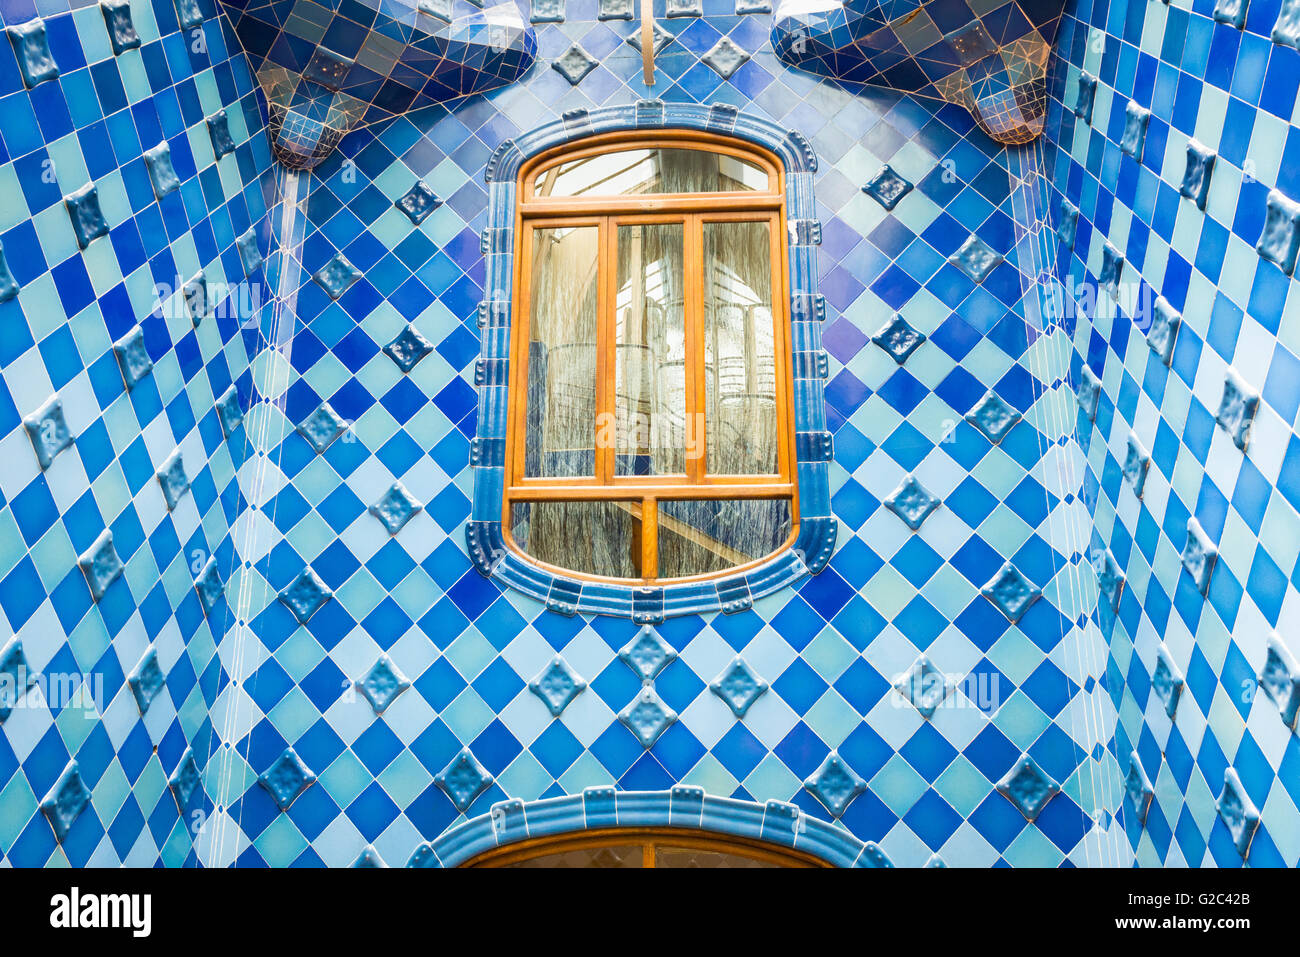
{"left": 504, "top": 132, "right": 797, "bottom": 582}
{"left": 462, "top": 827, "right": 828, "bottom": 868}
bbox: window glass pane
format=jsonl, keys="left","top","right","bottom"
{"left": 615, "top": 223, "right": 687, "bottom": 476}
{"left": 535, "top": 148, "right": 768, "bottom": 197}
{"left": 501, "top": 845, "right": 643, "bottom": 867}
{"left": 655, "top": 845, "right": 779, "bottom": 867}
{"left": 525, "top": 226, "right": 598, "bottom": 478}
{"left": 657, "top": 499, "right": 792, "bottom": 578}
{"left": 703, "top": 221, "right": 778, "bottom": 475}
{"left": 511, "top": 501, "right": 643, "bottom": 579}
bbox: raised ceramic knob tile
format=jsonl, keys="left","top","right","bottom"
{"left": 298, "top": 401, "right": 348, "bottom": 453}
{"left": 736, "top": 0, "right": 771, "bottom": 9}
{"left": 1213, "top": 0, "right": 1249, "bottom": 28}
{"left": 0, "top": 636, "right": 36, "bottom": 723}
{"left": 65, "top": 184, "right": 109, "bottom": 249}
{"left": 1074, "top": 72, "right": 1097, "bottom": 123}
{"left": 1276, "top": 0, "right": 1300, "bottom": 46}
{"left": 1092, "top": 546, "right": 1125, "bottom": 612}
{"left": 352, "top": 845, "right": 387, "bottom": 867}
{"left": 1100, "top": 241, "right": 1124, "bottom": 298}
{"left": 259, "top": 747, "right": 316, "bottom": 810}
{"left": 128, "top": 645, "right": 165, "bottom": 715}
{"left": 965, "top": 390, "right": 1021, "bottom": 443}
{"left": 530, "top": 0, "right": 565, "bottom": 21}
{"left": 182, "top": 271, "right": 208, "bottom": 325}
{"left": 194, "top": 556, "right": 223, "bottom": 616}
{"left": 884, "top": 474, "right": 940, "bottom": 531}
{"left": 370, "top": 481, "right": 423, "bottom": 534}
{"left": 79, "top": 530, "right": 124, "bottom": 602}
{"left": 1181, "top": 516, "right": 1217, "bottom": 594}
{"left": 216, "top": 385, "right": 243, "bottom": 437}
{"left": 436, "top": 747, "right": 494, "bottom": 812}
{"left": 40, "top": 760, "right": 91, "bottom": 842}
{"left": 384, "top": 324, "right": 434, "bottom": 373}
{"left": 599, "top": 0, "right": 633, "bottom": 18}
{"left": 1120, "top": 101, "right": 1149, "bottom": 160}
{"left": 143, "top": 141, "right": 180, "bottom": 199}
{"left": 619, "top": 627, "right": 677, "bottom": 681}
{"left": 1152, "top": 644, "right": 1184, "bottom": 718}
{"left": 1258, "top": 189, "right": 1300, "bottom": 273}
{"left": 1125, "top": 751, "right": 1154, "bottom": 826}
{"left": 356, "top": 653, "right": 412, "bottom": 715}
{"left": 702, "top": 36, "right": 750, "bottom": 79}
{"left": 981, "top": 561, "right": 1041, "bottom": 622}
{"left": 24, "top": 395, "right": 74, "bottom": 469}
{"left": 101, "top": 0, "right": 141, "bottom": 55}
{"left": 208, "top": 110, "right": 236, "bottom": 159}
{"left": 169, "top": 747, "right": 201, "bottom": 807}
{"left": 666, "top": 0, "right": 701, "bottom": 15}
{"left": 279, "top": 567, "right": 333, "bottom": 624}
{"left": 0, "top": 243, "right": 17, "bottom": 303}
{"left": 529, "top": 654, "right": 587, "bottom": 717}
{"left": 1259, "top": 632, "right": 1300, "bottom": 729}
{"left": 7, "top": 20, "right": 59, "bottom": 88}
{"left": 872, "top": 314, "right": 925, "bottom": 363}
{"left": 1076, "top": 366, "right": 1101, "bottom": 420}
{"left": 948, "top": 234, "right": 1002, "bottom": 282}
{"left": 996, "top": 753, "right": 1059, "bottom": 821}
{"left": 1216, "top": 768, "right": 1259, "bottom": 858}
{"left": 1181, "top": 140, "right": 1215, "bottom": 210}
{"left": 156, "top": 449, "right": 190, "bottom": 511}
{"left": 1123, "top": 433, "right": 1149, "bottom": 497}
{"left": 174, "top": 0, "right": 204, "bottom": 29}
{"left": 1215, "top": 368, "right": 1259, "bottom": 450}
{"left": 553, "top": 44, "right": 598, "bottom": 84}
{"left": 114, "top": 325, "right": 153, "bottom": 390}
{"left": 237, "top": 228, "right": 262, "bottom": 274}
{"left": 804, "top": 751, "right": 866, "bottom": 818}
{"left": 894, "top": 653, "right": 953, "bottom": 719}
{"left": 862, "top": 164, "right": 912, "bottom": 210}
{"left": 1147, "top": 296, "right": 1180, "bottom": 366}
{"left": 313, "top": 252, "right": 361, "bottom": 300}
{"left": 628, "top": 18, "right": 672, "bottom": 53}
{"left": 710, "top": 656, "right": 768, "bottom": 718}
{"left": 1057, "top": 200, "right": 1079, "bottom": 247}
{"left": 620, "top": 687, "right": 677, "bottom": 747}
{"left": 396, "top": 181, "right": 443, "bottom": 225}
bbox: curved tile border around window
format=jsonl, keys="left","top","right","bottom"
{"left": 465, "top": 101, "right": 835, "bottom": 622}
{"left": 406, "top": 787, "right": 887, "bottom": 868}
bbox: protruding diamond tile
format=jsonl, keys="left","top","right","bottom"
{"left": 352, "top": 846, "right": 387, "bottom": 867}
{"left": 313, "top": 253, "right": 361, "bottom": 299}
{"left": 599, "top": 0, "right": 633, "bottom": 18}
{"left": 78, "top": 530, "right": 124, "bottom": 602}
{"left": 627, "top": 18, "right": 672, "bottom": 53}
{"left": 948, "top": 234, "right": 1002, "bottom": 282}
{"left": 1181, "top": 140, "right": 1215, "bottom": 209}
{"left": 1077, "top": 366, "right": 1101, "bottom": 420}
{"left": 1075, "top": 71, "right": 1096, "bottom": 123}
{"left": 1120, "top": 101, "right": 1149, "bottom": 160}
{"left": 369, "top": 481, "right": 423, "bottom": 534}
{"left": 1214, "top": 0, "right": 1249, "bottom": 29}
{"left": 965, "top": 390, "right": 1021, "bottom": 443}
{"left": 65, "top": 184, "right": 109, "bottom": 249}
{"left": 128, "top": 646, "right": 165, "bottom": 714}
{"left": 1276, "top": 0, "right": 1300, "bottom": 46}
{"left": 102, "top": 0, "right": 140, "bottom": 54}
{"left": 436, "top": 748, "right": 494, "bottom": 812}
{"left": 298, "top": 401, "right": 348, "bottom": 453}
{"left": 1215, "top": 369, "right": 1259, "bottom": 450}
{"left": 553, "top": 44, "right": 597, "bottom": 84}
{"left": 169, "top": 747, "right": 201, "bottom": 807}
{"left": 383, "top": 325, "right": 434, "bottom": 373}
{"left": 1147, "top": 296, "right": 1180, "bottom": 365}
{"left": 1125, "top": 751, "right": 1154, "bottom": 826}
{"left": 356, "top": 653, "right": 411, "bottom": 715}
{"left": 208, "top": 110, "right": 236, "bottom": 159}
{"left": 279, "top": 567, "right": 333, "bottom": 624}
{"left": 620, "top": 687, "right": 677, "bottom": 747}
{"left": 894, "top": 653, "right": 953, "bottom": 718}
{"left": 872, "top": 315, "right": 925, "bottom": 363}
{"left": 195, "top": 556, "right": 223, "bottom": 616}
{"left": 529, "top": 654, "right": 587, "bottom": 717}
{"left": 884, "top": 474, "right": 940, "bottom": 531}
{"left": 1216, "top": 768, "right": 1260, "bottom": 858}
{"left": 0, "top": 637, "right": 36, "bottom": 723}
{"left": 619, "top": 627, "right": 677, "bottom": 681}
{"left": 182, "top": 271, "right": 208, "bottom": 325}
{"left": 862, "top": 164, "right": 912, "bottom": 210}
{"left": 395, "top": 181, "right": 443, "bottom": 225}
{"left": 1099, "top": 241, "right": 1124, "bottom": 298}
{"left": 113, "top": 326, "right": 153, "bottom": 390}
{"left": 710, "top": 656, "right": 768, "bottom": 718}
{"left": 1259, "top": 633, "right": 1300, "bottom": 729}
{"left": 143, "top": 141, "right": 180, "bottom": 199}
{"left": 175, "top": 0, "right": 205, "bottom": 29}
{"left": 40, "top": 760, "right": 91, "bottom": 842}
{"left": 531, "top": 0, "right": 565, "bottom": 21}
{"left": 702, "top": 36, "right": 750, "bottom": 79}
{"left": 7, "top": 20, "right": 58, "bottom": 88}
{"left": 23, "top": 395, "right": 74, "bottom": 469}
{"left": 1181, "top": 517, "right": 1217, "bottom": 594}
{"left": 237, "top": 228, "right": 263, "bottom": 274}
{"left": 667, "top": 0, "right": 701, "bottom": 15}
{"left": 804, "top": 751, "right": 866, "bottom": 818}
{"left": 1152, "top": 645, "right": 1184, "bottom": 718}
{"left": 996, "top": 753, "right": 1059, "bottom": 821}
{"left": 216, "top": 385, "right": 243, "bottom": 437}
{"left": 1123, "top": 434, "right": 1149, "bottom": 497}
{"left": 1093, "top": 546, "right": 1125, "bottom": 612}
{"left": 981, "top": 562, "right": 1040, "bottom": 623}
{"left": 1257, "top": 189, "right": 1300, "bottom": 274}
{"left": 156, "top": 450, "right": 190, "bottom": 511}
{"left": 259, "top": 747, "right": 317, "bottom": 810}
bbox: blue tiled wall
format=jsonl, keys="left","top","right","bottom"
{"left": 1047, "top": 0, "right": 1300, "bottom": 865}
{"left": 0, "top": 0, "right": 280, "bottom": 864}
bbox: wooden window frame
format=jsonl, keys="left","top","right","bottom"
{"left": 461, "top": 826, "right": 829, "bottom": 868}
{"left": 503, "top": 131, "right": 800, "bottom": 584}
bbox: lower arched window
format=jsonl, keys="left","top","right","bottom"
{"left": 462, "top": 827, "right": 828, "bottom": 868}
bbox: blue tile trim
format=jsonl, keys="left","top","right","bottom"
{"left": 468, "top": 102, "right": 834, "bottom": 620}
{"left": 407, "top": 789, "right": 874, "bottom": 867}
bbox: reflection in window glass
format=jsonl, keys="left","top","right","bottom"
{"left": 512, "top": 501, "right": 643, "bottom": 579}
{"left": 501, "top": 845, "right": 644, "bottom": 867}
{"left": 703, "top": 221, "right": 777, "bottom": 475}
{"left": 615, "top": 223, "right": 687, "bottom": 476}
{"left": 535, "top": 148, "right": 769, "bottom": 197}
{"left": 657, "top": 499, "right": 792, "bottom": 578}
{"left": 525, "top": 226, "right": 599, "bottom": 478}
